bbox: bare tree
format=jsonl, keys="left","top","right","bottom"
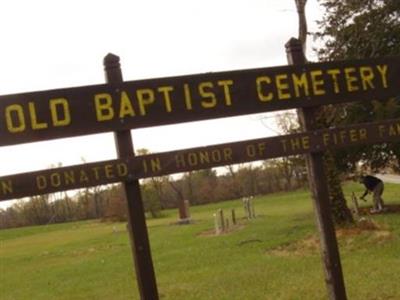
{"left": 294, "top": 0, "right": 308, "bottom": 53}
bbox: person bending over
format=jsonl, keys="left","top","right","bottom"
{"left": 360, "top": 175, "right": 385, "bottom": 213}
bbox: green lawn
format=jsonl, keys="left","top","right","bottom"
{"left": 1, "top": 183, "right": 399, "bottom": 300}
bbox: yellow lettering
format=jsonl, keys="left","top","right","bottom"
{"left": 50, "top": 98, "right": 71, "bottom": 127}
{"left": 142, "top": 159, "right": 149, "bottom": 173}
{"left": 36, "top": 176, "right": 47, "bottom": 190}
{"left": 257, "top": 143, "right": 266, "bottom": 156}
{"left": 199, "top": 151, "right": 210, "bottom": 164}
{"left": 349, "top": 129, "right": 358, "bottom": 142}
{"left": 359, "top": 66, "right": 375, "bottom": 90}
{"left": 256, "top": 76, "right": 273, "bottom": 102}
{"left": 302, "top": 136, "right": 310, "bottom": 149}
{"left": 322, "top": 133, "right": 330, "bottom": 146}
{"left": 136, "top": 89, "right": 155, "bottom": 115}
{"left": 1, "top": 180, "right": 13, "bottom": 195}
{"left": 5, "top": 104, "right": 26, "bottom": 133}
{"left": 175, "top": 154, "right": 186, "bottom": 168}
{"left": 359, "top": 128, "right": 367, "bottom": 140}
{"left": 119, "top": 91, "right": 135, "bottom": 118}
{"left": 223, "top": 147, "right": 233, "bottom": 161}
{"left": 199, "top": 82, "right": 217, "bottom": 108}
{"left": 187, "top": 153, "right": 197, "bottom": 166}
{"left": 79, "top": 170, "right": 89, "bottom": 183}
{"left": 211, "top": 150, "right": 222, "bottom": 162}
{"left": 275, "top": 74, "right": 291, "bottom": 100}
{"left": 150, "top": 158, "right": 162, "bottom": 172}
{"left": 92, "top": 167, "right": 101, "bottom": 180}
{"left": 344, "top": 67, "right": 359, "bottom": 92}
{"left": 292, "top": 73, "right": 309, "bottom": 97}
{"left": 246, "top": 144, "right": 256, "bottom": 157}
{"left": 104, "top": 164, "right": 115, "bottom": 179}
{"left": 94, "top": 93, "right": 114, "bottom": 121}
{"left": 389, "top": 124, "right": 400, "bottom": 136}
{"left": 378, "top": 125, "right": 386, "bottom": 137}
{"left": 217, "top": 80, "right": 234, "bottom": 106}
{"left": 28, "top": 102, "right": 48, "bottom": 130}
{"left": 50, "top": 173, "right": 61, "bottom": 187}
{"left": 63, "top": 171, "right": 76, "bottom": 185}
{"left": 376, "top": 65, "right": 388, "bottom": 88}
{"left": 158, "top": 86, "right": 174, "bottom": 112}
{"left": 326, "top": 69, "right": 341, "bottom": 93}
{"left": 310, "top": 70, "right": 326, "bottom": 96}
{"left": 183, "top": 84, "right": 193, "bottom": 110}
{"left": 290, "top": 138, "right": 302, "bottom": 150}
{"left": 117, "top": 163, "right": 128, "bottom": 177}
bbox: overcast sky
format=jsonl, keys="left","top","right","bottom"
{"left": 0, "top": 0, "right": 323, "bottom": 205}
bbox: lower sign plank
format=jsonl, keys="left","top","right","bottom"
{"left": 1, "top": 118, "right": 399, "bottom": 201}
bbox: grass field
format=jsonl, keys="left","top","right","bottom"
{"left": 1, "top": 182, "right": 399, "bottom": 300}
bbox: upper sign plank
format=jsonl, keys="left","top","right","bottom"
{"left": 1, "top": 56, "right": 399, "bottom": 146}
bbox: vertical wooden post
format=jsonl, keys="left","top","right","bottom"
{"left": 103, "top": 53, "right": 159, "bottom": 300}
{"left": 231, "top": 209, "right": 236, "bottom": 225}
{"left": 250, "top": 197, "right": 256, "bottom": 219}
{"left": 184, "top": 200, "right": 191, "bottom": 220}
{"left": 285, "top": 38, "right": 347, "bottom": 300}
{"left": 218, "top": 209, "right": 225, "bottom": 232}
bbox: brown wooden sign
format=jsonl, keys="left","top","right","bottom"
{"left": 1, "top": 56, "right": 399, "bottom": 146}
{"left": 2, "top": 49, "right": 399, "bottom": 300}
{"left": 1, "top": 118, "right": 399, "bottom": 201}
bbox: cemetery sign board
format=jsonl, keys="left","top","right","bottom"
{"left": 1, "top": 118, "right": 399, "bottom": 201}
{"left": 1, "top": 56, "right": 399, "bottom": 146}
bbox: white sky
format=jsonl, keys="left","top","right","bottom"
{"left": 0, "top": 0, "right": 323, "bottom": 206}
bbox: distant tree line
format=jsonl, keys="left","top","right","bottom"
{"left": 0, "top": 159, "right": 307, "bottom": 229}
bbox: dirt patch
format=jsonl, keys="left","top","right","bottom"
{"left": 358, "top": 204, "right": 400, "bottom": 215}
{"left": 266, "top": 219, "right": 393, "bottom": 257}
{"left": 267, "top": 235, "right": 320, "bottom": 257}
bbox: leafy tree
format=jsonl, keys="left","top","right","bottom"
{"left": 142, "top": 184, "right": 163, "bottom": 218}
{"left": 315, "top": 0, "right": 400, "bottom": 173}
{"left": 316, "top": 0, "right": 400, "bottom": 60}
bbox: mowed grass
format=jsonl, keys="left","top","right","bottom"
{"left": 1, "top": 183, "right": 399, "bottom": 300}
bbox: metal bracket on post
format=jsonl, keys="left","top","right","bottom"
{"left": 285, "top": 38, "right": 347, "bottom": 300}
{"left": 103, "top": 53, "right": 159, "bottom": 300}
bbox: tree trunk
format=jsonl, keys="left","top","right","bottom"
{"left": 292, "top": 0, "right": 353, "bottom": 225}
{"left": 323, "top": 153, "right": 354, "bottom": 223}
{"left": 294, "top": 0, "right": 308, "bottom": 53}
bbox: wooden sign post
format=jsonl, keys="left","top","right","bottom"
{"left": 104, "top": 54, "right": 159, "bottom": 300}
{"left": 286, "top": 38, "right": 347, "bottom": 300}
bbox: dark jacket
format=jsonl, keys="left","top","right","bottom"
{"left": 361, "top": 175, "right": 382, "bottom": 191}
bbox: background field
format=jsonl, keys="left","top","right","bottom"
{"left": 1, "top": 182, "right": 399, "bottom": 300}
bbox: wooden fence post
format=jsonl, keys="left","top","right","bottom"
{"left": 285, "top": 38, "right": 347, "bottom": 300}
{"left": 218, "top": 209, "right": 225, "bottom": 232}
{"left": 104, "top": 53, "right": 159, "bottom": 300}
{"left": 231, "top": 209, "right": 237, "bottom": 225}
